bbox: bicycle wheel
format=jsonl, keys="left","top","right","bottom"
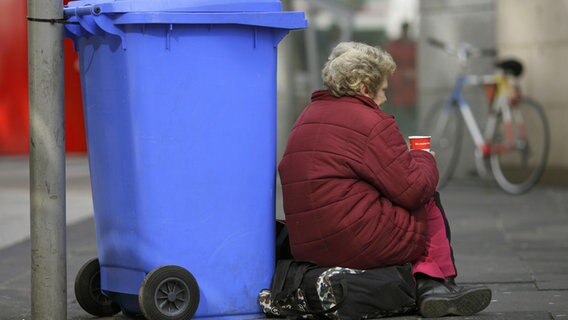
{"left": 420, "top": 98, "right": 463, "bottom": 189}
{"left": 489, "top": 97, "right": 550, "bottom": 194}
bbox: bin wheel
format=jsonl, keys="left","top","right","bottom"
{"left": 74, "top": 258, "right": 121, "bottom": 317}
{"left": 139, "top": 266, "right": 200, "bottom": 320}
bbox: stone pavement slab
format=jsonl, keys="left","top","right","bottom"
{"left": 0, "top": 156, "right": 94, "bottom": 249}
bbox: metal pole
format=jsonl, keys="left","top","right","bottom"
{"left": 27, "top": 0, "right": 67, "bottom": 318}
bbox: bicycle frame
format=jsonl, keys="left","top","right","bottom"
{"left": 442, "top": 72, "right": 522, "bottom": 158}
{"left": 426, "top": 37, "right": 549, "bottom": 193}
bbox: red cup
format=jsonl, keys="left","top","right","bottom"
{"left": 409, "top": 136, "right": 431, "bottom": 151}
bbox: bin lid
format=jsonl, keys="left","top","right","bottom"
{"left": 64, "top": 0, "right": 307, "bottom": 30}
{"left": 66, "top": 0, "right": 288, "bottom": 14}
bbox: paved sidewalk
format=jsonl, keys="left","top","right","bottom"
{"left": 1, "top": 156, "right": 567, "bottom": 319}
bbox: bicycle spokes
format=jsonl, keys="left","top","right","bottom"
{"left": 515, "top": 138, "right": 530, "bottom": 167}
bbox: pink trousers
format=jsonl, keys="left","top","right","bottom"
{"left": 411, "top": 192, "right": 457, "bottom": 280}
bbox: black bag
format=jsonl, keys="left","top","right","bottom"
{"left": 258, "top": 259, "right": 417, "bottom": 320}
{"left": 276, "top": 220, "right": 293, "bottom": 261}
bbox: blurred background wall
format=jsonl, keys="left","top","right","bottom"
{"left": 496, "top": 0, "right": 568, "bottom": 185}
{"left": 1, "top": 0, "right": 566, "bottom": 186}
{"left": 418, "top": 0, "right": 496, "bottom": 180}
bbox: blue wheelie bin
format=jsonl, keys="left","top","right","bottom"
{"left": 63, "top": 1, "right": 306, "bottom": 319}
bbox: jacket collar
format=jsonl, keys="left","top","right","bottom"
{"left": 311, "top": 89, "right": 380, "bottom": 110}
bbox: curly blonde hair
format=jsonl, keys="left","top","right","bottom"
{"left": 322, "top": 42, "right": 396, "bottom": 98}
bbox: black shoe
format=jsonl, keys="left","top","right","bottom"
{"left": 416, "top": 279, "right": 492, "bottom": 318}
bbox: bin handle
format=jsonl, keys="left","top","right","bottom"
{"left": 64, "top": 4, "right": 127, "bottom": 50}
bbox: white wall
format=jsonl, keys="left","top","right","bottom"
{"left": 497, "top": 0, "right": 568, "bottom": 184}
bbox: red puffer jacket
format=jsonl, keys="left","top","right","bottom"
{"left": 278, "top": 90, "right": 439, "bottom": 269}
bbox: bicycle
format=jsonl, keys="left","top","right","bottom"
{"left": 421, "top": 38, "right": 550, "bottom": 194}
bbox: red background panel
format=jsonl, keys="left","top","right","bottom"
{"left": 0, "top": 0, "right": 86, "bottom": 154}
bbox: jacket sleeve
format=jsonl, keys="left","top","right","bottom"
{"left": 360, "top": 116, "right": 439, "bottom": 210}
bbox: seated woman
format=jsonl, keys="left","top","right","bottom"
{"left": 278, "top": 41, "right": 491, "bottom": 318}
